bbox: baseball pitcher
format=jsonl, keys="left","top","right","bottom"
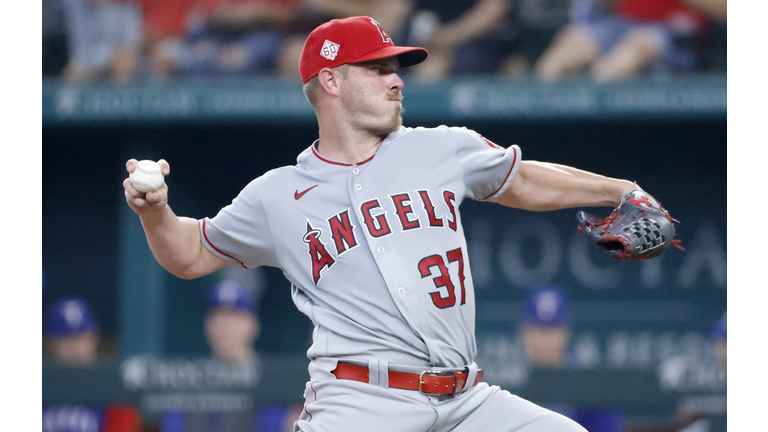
{"left": 123, "top": 16, "right": 680, "bottom": 432}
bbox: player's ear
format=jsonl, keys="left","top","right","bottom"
{"left": 317, "top": 68, "right": 341, "bottom": 97}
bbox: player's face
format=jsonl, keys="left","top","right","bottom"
{"left": 519, "top": 325, "right": 571, "bottom": 367}
{"left": 340, "top": 57, "right": 405, "bottom": 137}
{"left": 205, "top": 308, "right": 259, "bottom": 363}
{"left": 49, "top": 332, "right": 99, "bottom": 366}
{"left": 714, "top": 339, "right": 727, "bottom": 364}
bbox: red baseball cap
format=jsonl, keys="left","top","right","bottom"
{"left": 299, "top": 16, "right": 429, "bottom": 84}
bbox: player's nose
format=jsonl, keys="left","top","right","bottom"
{"left": 388, "top": 72, "right": 404, "bottom": 93}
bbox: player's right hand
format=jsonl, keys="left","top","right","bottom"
{"left": 123, "top": 158, "right": 171, "bottom": 215}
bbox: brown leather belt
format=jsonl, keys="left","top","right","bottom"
{"left": 332, "top": 361, "right": 484, "bottom": 396}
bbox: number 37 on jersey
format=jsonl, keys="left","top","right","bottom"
{"left": 302, "top": 187, "right": 468, "bottom": 310}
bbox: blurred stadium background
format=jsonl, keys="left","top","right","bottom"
{"left": 42, "top": 0, "right": 726, "bottom": 431}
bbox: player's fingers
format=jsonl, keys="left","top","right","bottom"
{"left": 143, "top": 180, "right": 168, "bottom": 203}
{"left": 124, "top": 189, "right": 149, "bottom": 210}
{"left": 126, "top": 159, "right": 138, "bottom": 173}
{"left": 145, "top": 187, "right": 167, "bottom": 204}
{"left": 123, "top": 177, "right": 135, "bottom": 193}
{"left": 123, "top": 178, "right": 148, "bottom": 200}
{"left": 157, "top": 159, "right": 170, "bottom": 176}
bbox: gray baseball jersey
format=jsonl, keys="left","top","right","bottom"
{"left": 200, "top": 125, "right": 520, "bottom": 369}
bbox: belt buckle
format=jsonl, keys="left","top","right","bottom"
{"left": 418, "top": 370, "right": 456, "bottom": 396}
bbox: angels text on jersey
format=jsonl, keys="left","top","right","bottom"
{"left": 303, "top": 187, "right": 459, "bottom": 285}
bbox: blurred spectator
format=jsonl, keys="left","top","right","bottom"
{"left": 134, "top": 0, "right": 301, "bottom": 79}
{"left": 534, "top": 0, "right": 724, "bottom": 83}
{"left": 45, "top": 297, "right": 100, "bottom": 366}
{"left": 519, "top": 285, "right": 626, "bottom": 432}
{"left": 59, "top": 0, "right": 142, "bottom": 83}
{"left": 276, "top": 0, "right": 414, "bottom": 80}
{"left": 43, "top": 404, "right": 143, "bottom": 432}
{"left": 402, "top": 0, "right": 516, "bottom": 82}
{"left": 43, "top": 0, "right": 70, "bottom": 77}
{"left": 157, "top": 280, "right": 302, "bottom": 432}
{"left": 181, "top": 0, "right": 302, "bottom": 78}
{"left": 205, "top": 279, "right": 261, "bottom": 363}
{"left": 661, "top": 311, "right": 727, "bottom": 431}
{"left": 712, "top": 311, "right": 726, "bottom": 364}
{"left": 497, "top": 0, "right": 572, "bottom": 78}
{"left": 679, "top": 0, "right": 725, "bottom": 20}
{"left": 631, "top": 312, "right": 727, "bottom": 432}
{"left": 41, "top": 296, "right": 145, "bottom": 431}
{"left": 130, "top": 0, "right": 197, "bottom": 78}
{"left": 518, "top": 284, "right": 572, "bottom": 367}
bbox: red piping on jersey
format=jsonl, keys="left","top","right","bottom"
{"left": 482, "top": 146, "right": 518, "bottom": 200}
{"left": 201, "top": 219, "right": 248, "bottom": 269}
{"left": 311, "top": 144, "right": 375, "bottom": 166}
{"left": 304, "top": 381, "right": 318, "bottom": 422}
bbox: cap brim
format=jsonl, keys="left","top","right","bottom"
{"left": 349, "top": 46, "right": 429, "bottom": 69}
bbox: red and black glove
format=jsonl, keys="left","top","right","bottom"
{"left": 576, "top": 190, "right": 684, "bottom": 261}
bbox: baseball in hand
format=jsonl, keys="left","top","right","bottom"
{"left": 129, "top": 160, "right": 165, "bottom": 193}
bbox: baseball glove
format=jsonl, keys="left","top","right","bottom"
{"left": 576, "top": 190, "right": 684, "bottom": 261}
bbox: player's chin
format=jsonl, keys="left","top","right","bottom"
{"left": 392, "top": 115, "right": 403, "bottom": 131}
{"left": 379, "top": 118, "right": 402, "bottom": 136}
{"left": 368, "top": 111, "right": 403, "bottom": 137}
{"left": 390, "top": 109, "right": 404, "bottom": 130}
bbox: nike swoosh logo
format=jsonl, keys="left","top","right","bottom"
{"left": 294, "top": 184, "right": 319, "bottom": 200}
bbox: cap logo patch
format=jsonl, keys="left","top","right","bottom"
{"left": 320, "top": 39, "right": 340, "bottom": 61}
{"left": 370, "top": 18, "right": 391, "bottom": 43}
{"left": 63, "top": 302, "right": 84, "bottom": 327}
{"left": 535, "top": 292, "right": 559, "bottom": 322}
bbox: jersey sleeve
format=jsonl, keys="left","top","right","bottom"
{"left": 448, "top": 127, "right": 522, "bottom": 201}
{"left": 199, "top": 177, "right": 279, "bottom": 269}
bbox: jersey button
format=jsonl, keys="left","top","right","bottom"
{"left": 398, "top": 287, "right": 405, "bottom": 295}
{"left": 352, "top": 168, "right": 360, "bottom": 174}
{"left": 377, "top": 246, "right": 385, "bottom": 253}
{"left": 355, "top": 184, "right": 362, "bottom": 191}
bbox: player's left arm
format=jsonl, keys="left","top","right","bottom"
{"left": 492, "top": 160, "right": 636, "bottom": 211}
